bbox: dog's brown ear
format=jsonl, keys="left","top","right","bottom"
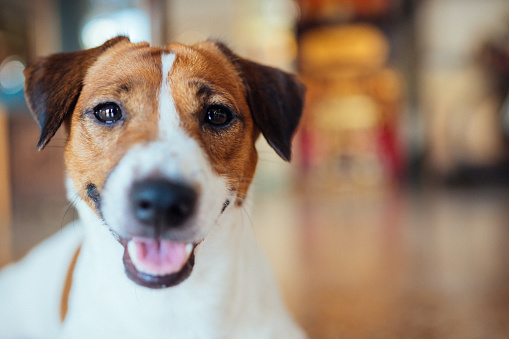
{"left": 24, "top": 36, "right": 130, "bottom": 150}
{"left": 214, "top": 43, "right": 305, "bottom": 161}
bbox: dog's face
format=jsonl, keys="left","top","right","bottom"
{"left": 24, "top": 37, "right": 305, "bottom": 288}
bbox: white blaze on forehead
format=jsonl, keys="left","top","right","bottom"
{"left": 159, "top": 52, "right": 179, "bottom": 138}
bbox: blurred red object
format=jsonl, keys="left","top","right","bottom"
{"left": 298, "top": 0, "right": 394, "bottom": 20}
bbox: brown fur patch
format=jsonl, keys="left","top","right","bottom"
{"left": 65, "top": 42, "right": 164, "bottom": 209}
{"left": 60, "top": 246, "right": 81, "bottom": 323}
{"left": 167, "top": 42, "right": 259, "bottom": 201}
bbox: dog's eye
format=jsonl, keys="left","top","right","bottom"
{"left": 93, "top": 103, "right": 123, "bottom": 124}
{"left": 205, "top": 105, "right": 233, "bottom": 127}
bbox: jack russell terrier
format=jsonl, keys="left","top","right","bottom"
{"left": 0, "top": 36, "right": 306, "bottom": 338}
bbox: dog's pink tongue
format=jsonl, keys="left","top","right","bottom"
{"left": 127, "top": 238, "right": 191, "bottom": 276}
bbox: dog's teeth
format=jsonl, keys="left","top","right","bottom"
{"left": 185, "top": 243, "right": 193, "bottom": 255}
{"left": 127, "top": 240, "right": 138, "bottom": 263}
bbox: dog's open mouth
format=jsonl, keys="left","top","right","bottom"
{"left": 120, "top": 237, "right": 198, "bottom": 289}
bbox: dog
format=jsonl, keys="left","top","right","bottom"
{"left": 0, "top": 36, "right": 306, "bottom": 338}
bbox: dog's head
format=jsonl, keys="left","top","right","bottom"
{"left": 24, "top": 36, "right": 305, "bottom": 288}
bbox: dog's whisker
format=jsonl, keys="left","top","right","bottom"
{"left": 61, "top": 193, "right": 80, "bottom": 231}
{"left": 240, "top": 204, "right": 256, "bottom": 235}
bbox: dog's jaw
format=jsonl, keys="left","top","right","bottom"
{"left": 99, "top": 141, "right": 229, "bottom": 288}
{"left": 69, "top": 143, "right": 232, "bottom": 290}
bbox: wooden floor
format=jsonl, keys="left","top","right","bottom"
{"left": 254, "top": 186, "right": 509, "bottom": 339}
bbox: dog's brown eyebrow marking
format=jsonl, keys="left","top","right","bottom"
{"left": 187, "top": 80, "right": 243, "bottom": 120}
{"left": 188, "top": 80, "right": 213, "bottom": 98}
{"left": 116, "top": 83, "right": 131, "bottom": 94}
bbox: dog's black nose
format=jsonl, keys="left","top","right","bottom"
{"left": 130, "top": 179, "right": 197, "bottom": 229}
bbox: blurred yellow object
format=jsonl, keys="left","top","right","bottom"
{"left": 300, "top": 24, "right": 389, "bottom": 76}
{"left": 314, "top": 95, "right": 380, "bottom": 132}
{"left": 370, "top": 68, "right": 403, "bottom": 103}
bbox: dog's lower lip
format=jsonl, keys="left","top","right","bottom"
{"left": 118, "top": 236, "right": 199, "bottom": 289}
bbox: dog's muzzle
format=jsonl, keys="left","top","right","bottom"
{"left": 115, "top": 178, "right": 201, "bottom": 289}
{"left": 98, "top": 140, "right": 231, "bottom": 289}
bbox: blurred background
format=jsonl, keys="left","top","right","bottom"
{"left": 2, "top": 0, "right": 509, "bottom": 337}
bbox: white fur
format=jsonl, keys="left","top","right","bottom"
{"left": 101, "top": 138, "right": 228, "bottom": 242}
{"left": 0, "top": 51, "right": 306, "bottom": 338}
{"left": 56, "top": 192, "right": 305, "bottom": 338}
{"left": 0, "top": 223, "right": 83, "bottom": 339}
{"left": 158, "top": 52, "right": 179, "bottom": 137}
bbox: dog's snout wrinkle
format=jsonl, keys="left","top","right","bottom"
{"left": 130, "top": 179, "right": 197, "bottom": 231}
